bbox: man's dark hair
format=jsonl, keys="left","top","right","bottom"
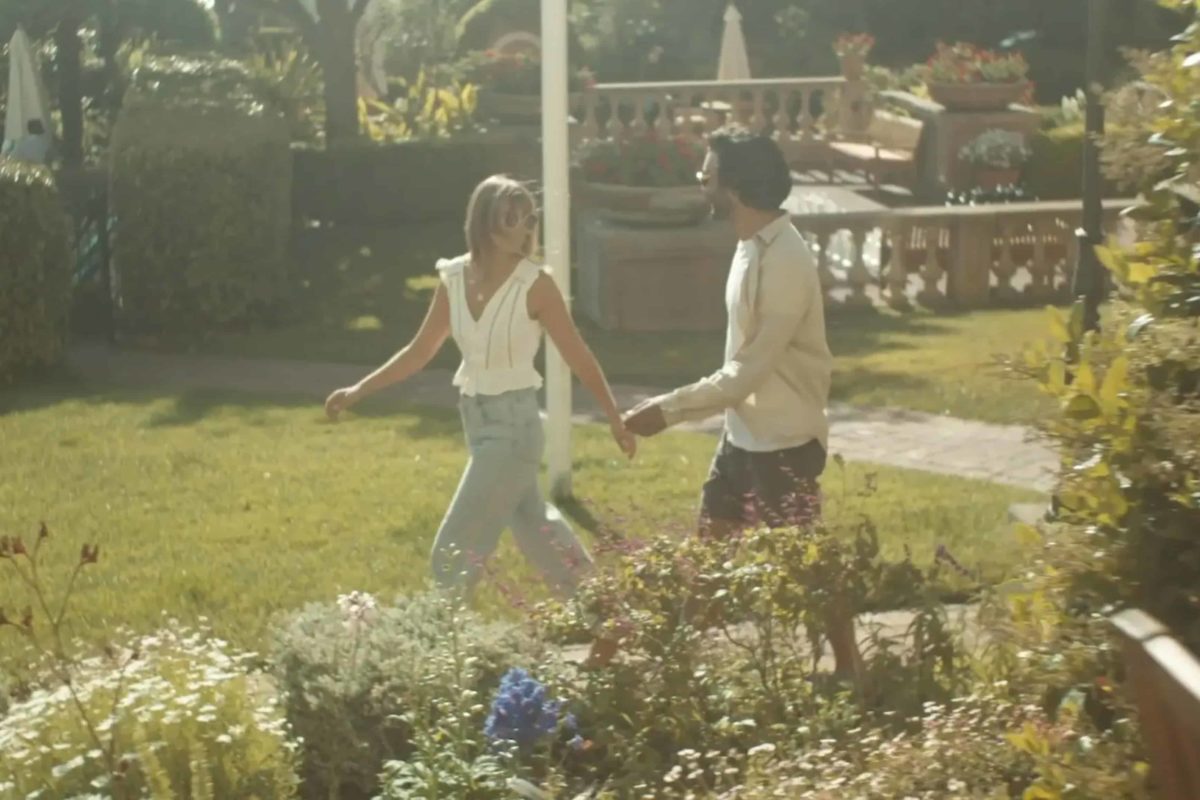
{"left": 707, "top": 126, "right": 792, "bottom": 211}
{"left": 26, "top": 119, "right": 45, "bottom": 136}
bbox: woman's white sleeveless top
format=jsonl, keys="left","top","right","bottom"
{"left": 436, "top": 255, "right": 545, "bottom": 397}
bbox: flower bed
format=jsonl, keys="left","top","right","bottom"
{"left": 575, "top": 133, "right": 708, "bottom": 226}
{"left": 834, "top": 32, "right": 875, "bottom": 80}
{"left": 924, "top": 42, "right": 1031, "bottom": 110}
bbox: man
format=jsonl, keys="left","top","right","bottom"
{"left": 622, "top": 127, "right": 864, "bottom": 685}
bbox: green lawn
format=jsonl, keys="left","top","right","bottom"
{"left": 0, "top": 381, "right": 1040, "bottom": 669}
{"left": 179, "top": 223, "right": 1056, "bottom": 426}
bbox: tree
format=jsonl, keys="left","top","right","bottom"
{"left": 249, "top": 0, "right": 372, "bottom": 142}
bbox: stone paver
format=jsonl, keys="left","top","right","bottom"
{"left": 64, "top": 343, "right": 1055, "bottom": 493}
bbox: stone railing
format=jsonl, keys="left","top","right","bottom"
{"left": 789, "top": 199, "right": 1133, "bottom": 310}
{"left": 578, "top": 77, "right": 846, "bottom": 144}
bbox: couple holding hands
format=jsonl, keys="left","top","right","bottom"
{"left": 325, "top": 127, "right": 859, "bottom": 677}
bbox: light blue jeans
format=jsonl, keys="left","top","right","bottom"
{"left": 431, "top": 388, "right": 593, "bottom": 596}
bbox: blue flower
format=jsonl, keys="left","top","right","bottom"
{"left": 484, "top": 667, "right": 568, "bottom": 748}
{"left": 568, "top": 734, "right": 585, "bottom": 752}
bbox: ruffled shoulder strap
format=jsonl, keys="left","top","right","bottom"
{"left": 435, "top": 254, "right": 468, "bottom": 284}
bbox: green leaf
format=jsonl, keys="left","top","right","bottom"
{"left": 1100, "top": 357, "right": 1130, "bottom": 415}
{"left": 1048, "top": 308, "right": 1070, "bottom": 343}
{"left": 1127, "top": 313, "right": 1155, "bottom": 340}
{"left": 1064, "top": 394, "right": 1101, "bottom": 420}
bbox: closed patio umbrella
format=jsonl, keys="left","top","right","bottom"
{"left": 3, "top": 26, "right": 53, "bottom": 161}
{"left": 717, "top": 3, "right": 751, "bottom": 81}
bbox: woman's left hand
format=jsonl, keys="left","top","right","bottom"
{"left": 610, "top": 419, "right": 637, "bottom": 460}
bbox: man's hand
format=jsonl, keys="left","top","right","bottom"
{"left": 623, "top": 400, "right": 669, "bottom": 438}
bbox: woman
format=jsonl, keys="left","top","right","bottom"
{"left": 325, "top": 175, "right": 635, "bottom": 597}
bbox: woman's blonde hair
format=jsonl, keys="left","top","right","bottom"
{"left": 464, "top": 175, "right": 540, "bottom": 264}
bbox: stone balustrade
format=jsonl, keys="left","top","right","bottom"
{"left": 578, "top": 77, "right": 846, "bottom": 143}
{"left": 789, "top": 199, "right": 1132, "bottom": 310}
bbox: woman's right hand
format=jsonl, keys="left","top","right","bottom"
{"left": 324, "top": 386, "right": 362, "bottom": 421}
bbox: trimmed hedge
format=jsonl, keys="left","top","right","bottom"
{"left": 292, "top": 134, "right": 540, "bottom": 225}
{"left": 109, "top": 56, "right": 291, "bottom": 337}
{"left": 1025, "top": 122, "right": 1118, "bottom": 201}
{"left": 0, "top": 162, "right": 72, "bottom": 384}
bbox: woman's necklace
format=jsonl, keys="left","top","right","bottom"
{"left": 466, "top": 262, "right": 488, "bottom": 302}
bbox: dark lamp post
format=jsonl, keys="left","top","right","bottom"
{"left": 1072, "top": 0, "right": 1109, "bottom": 334}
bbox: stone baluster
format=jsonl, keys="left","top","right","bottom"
{"left": 846, "top": 226, "right": 872, "bottom": 307}
{"left": 1028, "top": 218, "right": 1051, "bottom": 301}
{"left": 581, "top": 91, "right": 601, "bottom": 141}
{"left": 655, "top": 93, "right": 673, "bottom": 136}
{"left": 883, "top": 220, "right": 911, "bottom": 310}
{"left": 628, "top": 93, "right": 649, "bottom": 138}
{"left": 773, "top": 89, "right": 792, "bottom": 141}
{"left": 813, "top": 227, "right": 835, "bottom": 292}
{"left": 795, "top": 89, "right": 814, "bottom": 142}
{"left": 993, "top": 219, "right": 1019, "bottom": 302}
{"left": 605, "top": 93, "right": 624, "bottom": 140}
{"left": 917, "top": 224, "right": 947, "bottom": 308}
{"left": 750, "top": 88, "right": 767, "bottom": 134}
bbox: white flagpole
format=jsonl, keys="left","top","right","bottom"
{"left": 541, "top": 0, "right": 573, "bottom": 499}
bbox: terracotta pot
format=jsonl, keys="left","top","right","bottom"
{"left": 926, "top": 81, "right": 1029, "bottom": 111}
{"left": 577, "top": 181, "right": 709, "bottom": 227}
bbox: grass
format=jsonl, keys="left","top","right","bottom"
{"left": 167, "top": 222, "right": 1056, "bottom": 426}
{"left": 0, "top": 381, "right": 1040, "bottom": 670}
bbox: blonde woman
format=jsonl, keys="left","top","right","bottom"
{"left": 325, "top": 175, "right": 635, "bottom": 597}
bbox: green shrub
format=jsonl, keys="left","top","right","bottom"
{"left": 292, "top": 134, "right": 538, "bottom": 225}
{"left": 977, "top": 4, "right": 1200, "bottom": 796}
{"left": 0, "top": 627, "right": 300, "bottom": 799}
{"left": 533, "top": 473, "right": 969, "bottom": 796}
{"left": 109, "top": 55, "right": 291, "bottom": 338}
{"left": 270, "top": 590, "right": 546, "bottom": 800}
{"left": 0, "top": 162, "right": 71, "bottom": 384}
{"left": 1024, "top": 122, "right": 1121, "bottom": 201}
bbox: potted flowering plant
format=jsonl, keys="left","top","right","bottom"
{"left": 576, "top": 132, "right": 708, "bottom": 226}
{"left": 833, "top": 33, "right": 875, "bottom": 80}
{"left": 460, "top": 49, "right": 595, "bottom": 122}
{"left": 924, "top": 42, "right": 1031, "bottom": 111}
{"left": 959, "top": 128, "right": 1030, "bottom": 189}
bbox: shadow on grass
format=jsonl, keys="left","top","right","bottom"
{"left": 1, "top": 375, "right": 463, "bottom": 442}
{"left": 828, "top": 366, "right": 934, "bottom": 405}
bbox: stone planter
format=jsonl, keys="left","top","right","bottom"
{"left": 477, "top": 89, "right": 583, "bottom": 123}
{"left": 576, "top": 181, "right": 709, "bottom": 227}
{"left": 926, "top": 81, "right": 1029, "bottom": 112}
{"left": 838, "top": 54, "right": 867, "bottom": 81}
{"left": 972, "top": 166, "right": 1021, "bottom": 190}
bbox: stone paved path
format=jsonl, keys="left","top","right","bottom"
{"left": 65, "top": 343, "right": 1055, "bottom": 493}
